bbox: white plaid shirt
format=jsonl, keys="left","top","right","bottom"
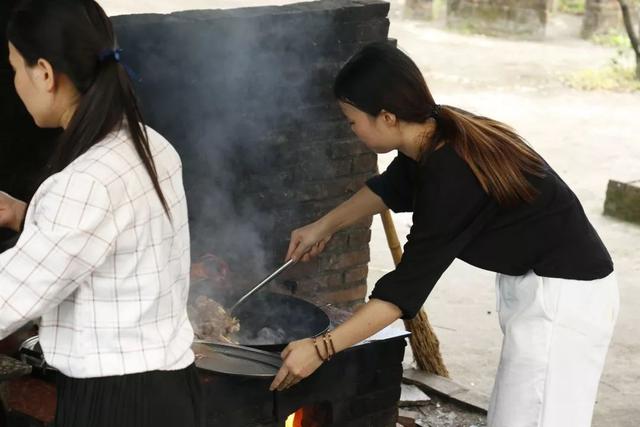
{"left": 0, "top": 126, "right": 194, "bottom": 378}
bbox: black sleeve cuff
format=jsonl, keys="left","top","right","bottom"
{"left": 369, "top": 274, "right": 426, "bottom": 320}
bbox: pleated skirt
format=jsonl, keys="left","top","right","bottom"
{"left": 55, "top": 363, "right": 204, "bottom": 427}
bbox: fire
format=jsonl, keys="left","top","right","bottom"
{"left": 285, "top": 408, "right": 304, "bottom": 427}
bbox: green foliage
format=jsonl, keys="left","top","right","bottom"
{"left": 564, "top": 51, "right": 640, "bottom": 90}
{"left": 591, "top": 29, "right": 633, "bottom": 48}
{"left": 557, "top": 0, "right": 586, "bottom": 14}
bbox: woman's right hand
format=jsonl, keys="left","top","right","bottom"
{"left": 286, "top": 220, "right": 333, "bottom": 262}
{"left": 0, "top": 191, "right": 27, "bottom": 232}
{"left": 286, "top": 187, "right": 387, "bottom": 262}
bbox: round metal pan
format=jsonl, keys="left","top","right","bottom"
{"left": 193, "top": 341, "right": 282, "bottom": 378}
{"left": 232, "top": 292, "right": 330, "bottom": 352}
{"left": 18, "top": 337, "right": 283, "bottom": 379}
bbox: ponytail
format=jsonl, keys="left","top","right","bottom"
{"left": 426, "top": 105, "right": 545, "bottom": 206}
{"left": 334, "top": 42, "right": 545, "bottom": 207}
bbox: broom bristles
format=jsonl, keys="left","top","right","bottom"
{"left": 405, "top": 311, "right": 449, "bottom": 376}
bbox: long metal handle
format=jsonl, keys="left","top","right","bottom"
{"left": 229, "top": 259, "right": 296, "bottom": 313}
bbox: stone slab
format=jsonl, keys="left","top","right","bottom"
{"left": 399, "top": 383, "right": 431, "bottom": 407}
{"left": 403, "top": 369, "right": 489, "bottom": 413}
{"left": 604, "top": 180, "right": 640, "bottom": 225}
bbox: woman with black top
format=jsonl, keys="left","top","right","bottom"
{"left": 0, "top": 1, "right": 202, "bottom": 426}
{"left": 270, "top": 43, "right": 618, "bottom": 427}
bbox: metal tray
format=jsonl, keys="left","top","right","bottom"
{"left": 18, "top": 336, "right": 283, "bottom": 379}
{"left": 192, "top": 341, "right": 282, "bottom": 378}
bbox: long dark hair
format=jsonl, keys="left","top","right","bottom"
{"left": 7, "top": 0, "right": 171, "bottom": 218}
{"left": 334, "top": 42, "right": 546, "bottom": 207}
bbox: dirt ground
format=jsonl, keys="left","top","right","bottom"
{"left": 401, "top": 393, "right": 487, "bottom": 427}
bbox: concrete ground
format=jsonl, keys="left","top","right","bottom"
{"left": 101, "top": 1, "right": 640, "bottom": 424}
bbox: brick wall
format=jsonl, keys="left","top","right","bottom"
{"left": 112, "top": 0, "right": 391, "bottom": 308}
{"left": 447, "top": 0, "right": 549, "bottom": 39}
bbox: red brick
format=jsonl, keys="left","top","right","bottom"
{"left": 353, "top": 216, "right": 374, "bottom": 229}
{"left": 296, "top": 272, "right": 344, "bottom": 291}
{"left": 281, "top": 258, "right": 321, "bottom": 279}
{"left": 325, "top": 231, "right": 349, "bottom": 254}
{"left": 297, "top": 175, "right": 373, "bottom": 202}
{"left": 345, "top": 265, "right": 369, "bottom": 283}
{"left": 320, "top": 282, "right": 368, "bottom": 304}
{"left": 324, "top": 250, "right": 370, "bottom": 270}
{"left": 348, "top": 228, "right": 372, "bottom": 249}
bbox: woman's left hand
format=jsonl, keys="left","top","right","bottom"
{"left": 269, "top": 338, "right": 324, "bottom": 392}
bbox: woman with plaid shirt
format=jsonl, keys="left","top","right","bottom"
{"left": 0, "top": 1, "right": 202, "bottom": 426}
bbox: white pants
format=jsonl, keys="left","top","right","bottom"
{"left": 488, "top": 271, "right": 619, "bottom": 427}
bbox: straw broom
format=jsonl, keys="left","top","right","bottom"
{"left": 379, "top": 209, "right": 449, "bottom": 377}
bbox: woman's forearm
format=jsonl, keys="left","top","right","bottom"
{"left": 330, "top": 299, "right": 402, "bottom": 353}
{"left": 0, "top": 192, "right": 27, "bottom": 232}
{"left": 319, "top": 186, "right": 387, "bottom": 235}
{"left": 12, "top": 200, "right": 27, "bottom": 232}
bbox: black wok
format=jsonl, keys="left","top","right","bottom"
{"left": 232, "top": 292, "right": 330, "bottom": 352}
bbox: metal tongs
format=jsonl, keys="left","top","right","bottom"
{"left": 229, "top": 259, "right": 297, "bottom": 314}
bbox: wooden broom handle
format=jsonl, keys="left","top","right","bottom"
{"left": 380, "top": 210, "right": 403, "bottom": 267}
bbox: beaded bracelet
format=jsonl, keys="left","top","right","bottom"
{"left": 312, "top": 332, "right": 338, "bottom": 362}
{"left": 325, "top": 332, "right": 337, "bottom": 357}
{"left": 322, "top": 333, "right": 331, "bottom": 360}
{"left": 312, "top": 337, "right": 327, "bottom": 362}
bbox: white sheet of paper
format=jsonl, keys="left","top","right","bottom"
{"left": 353, "top": 325, "right": 411, "bottom": 347}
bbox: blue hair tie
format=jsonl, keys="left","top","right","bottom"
{"left": 97, "top": 48, "right": 140, "bottom": 82}
{"left": 98, "top": 48, "right": 123, "bottom": 63}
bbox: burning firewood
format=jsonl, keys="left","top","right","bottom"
{"left": 188, "top": 295, "right": 240, "bottom": 344}
{"left": 190, "top": 254, "right": 230, "bottom": 288}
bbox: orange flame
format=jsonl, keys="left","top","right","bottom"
{"left": 285, "top": 408, "right": 304, "bottom": 427}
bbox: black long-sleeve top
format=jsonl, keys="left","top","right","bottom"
{"left": 367, "top": 143, "right": 613, "bottom": 319}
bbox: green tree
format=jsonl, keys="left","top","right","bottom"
{"left": 617, "top": 0, "right": 640, "bottom": 78}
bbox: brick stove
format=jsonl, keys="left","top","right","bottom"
{"left": 196, "top": 300, "right": 406, "bottom": 427}
{"left": 201, "top": 334, "right": 406, "bottom": 427}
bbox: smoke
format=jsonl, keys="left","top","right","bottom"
{"left": 112, "top": 4, "right": 342, "bottom": 295}
{"left": 252, "top": 327, "right": 288, "bottom": 344}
